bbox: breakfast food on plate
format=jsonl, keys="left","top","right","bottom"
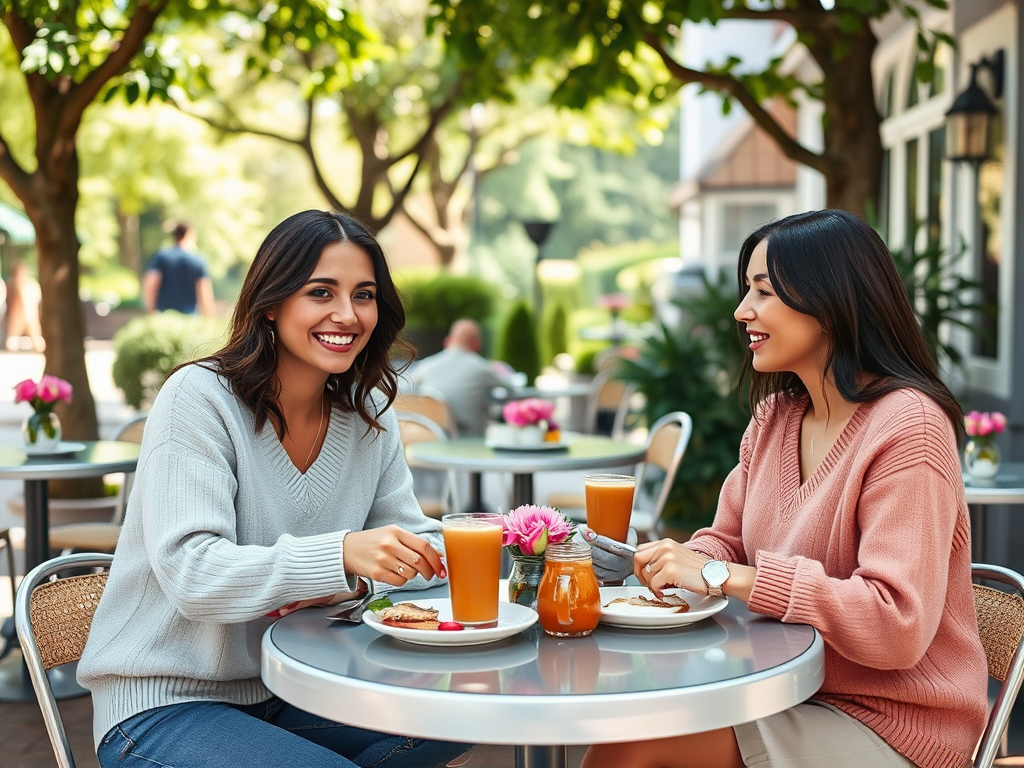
{"left": 378, "top": 602, "right": 442, "bottom": 630}
{"left": 438, "top": 621, "right": 465, "bottom": 631}
{"left": 604, "top": 594, "right": 690, "bottom": 612}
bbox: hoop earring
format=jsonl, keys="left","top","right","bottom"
{"left": 266, "top": 322, "right": 276, "bottom": 350}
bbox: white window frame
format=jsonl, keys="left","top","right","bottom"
{"left": 949, "top": 6, "right": 1018, "bottom": 399}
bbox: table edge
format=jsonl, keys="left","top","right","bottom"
{"left": 261, "top": 628, "right": 825, "bottom": 745}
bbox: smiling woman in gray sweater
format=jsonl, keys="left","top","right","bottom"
{"left": 78, "top": 211, "right": 471, "bottom": 768}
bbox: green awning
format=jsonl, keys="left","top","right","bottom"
{"left": 0, "top": 202, "right": 35, "bottom": 245}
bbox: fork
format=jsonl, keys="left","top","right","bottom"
{"left": 327, "top": 588, "right": 377, "bottom": 623}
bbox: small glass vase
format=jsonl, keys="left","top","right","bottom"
{"left": 965, "top": 436, "right": 1000, "bottom": 479}
{"left": 508, "top": 554, "right": 546, "bottom": 610}
{"left": 22, "top": 410, "right": 62, "bottom": 452}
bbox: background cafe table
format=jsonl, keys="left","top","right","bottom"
{"left": 0, "top": 440, "right": 141, "bottom": 701}
{"left": 964, "top": 462, "right": 1024, "bottom": 563}
{"left": 262, "top": 584, "right": 825, "bottom": 768}
{"left": 405, "top": 433, "right": 647, "bottom": 510}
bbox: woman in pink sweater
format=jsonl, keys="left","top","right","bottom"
{"left": 583, "top": 210, "right": 988, "bottom": 768}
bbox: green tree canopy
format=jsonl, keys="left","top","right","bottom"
{"left": 430, "top": 0, "right": 952, "bottom": 218}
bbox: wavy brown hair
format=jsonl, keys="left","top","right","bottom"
{"left": 188, "top": 210, "right": 413, "bottom": 436}
{"left": 736, "top": 209, "right": 965, "bottom": 444}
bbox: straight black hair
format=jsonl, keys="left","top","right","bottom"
{"left": 737, "top": 209, "right": 964, "bottom": 444}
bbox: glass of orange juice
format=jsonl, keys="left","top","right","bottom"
{"left": 441, "top": 513, "right": 504, "bottom": 625}
{"left": 584, "top": 473, "right": 635, "bottom": 543}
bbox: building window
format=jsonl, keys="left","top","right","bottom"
{"left": 974, "top": 117, "right": 1003, "bottom": 359}
{"left": 721, "top": 203, "right": 778, "bottom": 253}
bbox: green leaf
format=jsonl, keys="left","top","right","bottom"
{"left": 366, "top": 597, "right": 394, "bottom": 613}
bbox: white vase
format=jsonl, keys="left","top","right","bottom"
{"left": 516, "top": 424, "right": 545, "bottom": 446}
{"left": 21, "top": 411, "right": 62, "bottom": 451}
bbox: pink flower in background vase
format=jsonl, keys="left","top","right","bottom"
{"left": 13, "top": 375, "right": 73, "bottom": 447}
{"left": 502, "top": 398, "right": 555, "bottom": 427}
{"left": 965, "top": 410, "right": 1006, "bottom": 437}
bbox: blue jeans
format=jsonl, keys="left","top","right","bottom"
{"left": 97, "top": 698, "right": 472, "bottom": 768}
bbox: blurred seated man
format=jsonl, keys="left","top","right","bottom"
{"left": 409, "top": 319, "right": 512, "bottom": 436}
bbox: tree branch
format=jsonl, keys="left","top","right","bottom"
{"left": 171, "top": 96, "right": 306, "bottom": 146}
{"left": 295, "top": 96, "right": 347, "bottom": 213}
{"left": 0, "top": 129, "right": 34, "bottom": 203}
{"left": 640, "top": 29, "right": 830, "bottom": 175}
{"left": 63, "top": 1, "right": 170, "bottom": 129}
{"left": 387, "top": 79, "right": 463, "bottom": 169}
{"left": 3, "top": 9, "right": 50, "bottom": 105}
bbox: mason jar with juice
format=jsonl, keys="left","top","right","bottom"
{"left": 441, "top": 513, "right": 503, "bottom": 625}
{"left": 537, "top": 542, "right": 601, "bottom": 637}
{"left": 584, "top": 473, "right": 635, "bottom": 542}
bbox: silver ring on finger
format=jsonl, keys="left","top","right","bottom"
{"left": 645, "top": 563, "right": 652, "bottom": 573}
{"left": 398, "top": 564, "right": 405, "bottom": 575}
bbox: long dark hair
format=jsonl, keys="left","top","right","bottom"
{"left": 737, "top": 209, "right": 965, "bottom": 443}
{"left": 191, "top": 210, "right": 413, "bottom": 435}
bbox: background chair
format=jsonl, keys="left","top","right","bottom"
{"left": 972, "top": 562, "right": 1024, "bottom": 768}
{"left": 0, "top": 527, "right": 15, "bottom": 608}
{"left": 583, "top": 369, "right": 637, "bottom": 440}
{"left": 15, "top": 552, "right": 113, "bottom": 768}
{"left": 393, "top": 391, "right": 459, "bottom": 438}
{"left": 48, "top": 413, "right": 147, "bottom": 555}
{"left": 546, "top": 411, "right": 692, "bottom": 542}
{"left": 396, "top": 411, "right": 459, "bottom": 519}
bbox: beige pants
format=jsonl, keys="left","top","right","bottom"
{"left": 734, "top": 701, "right": 917, "bottom": 767}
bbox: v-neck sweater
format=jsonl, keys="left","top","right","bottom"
{"left": 78, "top": 365, "right": 446, "bottom": 747}
{"left": 687, "top": 388, "right": 988, "bottom": 768}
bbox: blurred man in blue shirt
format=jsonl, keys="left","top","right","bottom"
{"left": 142, "top": 221, "right": 214, "bottom": 316}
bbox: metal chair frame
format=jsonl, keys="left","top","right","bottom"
{"left": 583, "top": 370, "right": 638, "bottom": 441}
{"left": 48, "top": 413, "right": 147, "bottom": 554}
{"left": 396, "top": 410, "right": 460, "bottom": 518}
{"left": 15, "top": 552, "right": 114, "bottom": 768}
{"left": 972, "top": 562, "right": 1024, "bottom": 768}
{"left": 629, "top": 411, "right": 693, "bottom": 540}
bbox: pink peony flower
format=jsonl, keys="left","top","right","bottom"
{"left": 13, "top": 379, "right": 37, "bottom": 404}
{"left": 502, "top": 504, "right": 574, "bottom": 557}
{"left": 55, "top": 378, "right": 73, "bottom": 403}
{"left": 965, "top": 411, "right": 1007, "bottom": 438}
{"left": 36, "top": 375, "right": 61, "bottom": 404}
{"left": 502, "top": 398, "right": 554, "bottom": 428}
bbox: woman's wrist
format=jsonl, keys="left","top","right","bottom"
{"left": 724, "top": 563, "right": 757, "bottom": 603}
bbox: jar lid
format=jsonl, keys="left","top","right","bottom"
{"left": 545, "top": 541, "right": 592, "bottom": 562}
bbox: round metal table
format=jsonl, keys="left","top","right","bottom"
{"left": 262, "top": 585, "right": 824, "bottom": 768}
{"left": 963, "top": 462, "right": 1024, "bottom": 563}
{"left": 0, "top": 440, "right": 140, "bottom": 701}
{"left": 405, "top": 434, "right": 646, "bottom": 509}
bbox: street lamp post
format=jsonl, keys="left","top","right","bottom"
{"left": 520, "top": 220, "right": 555, "bottom": 325}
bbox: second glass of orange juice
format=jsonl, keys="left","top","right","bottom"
{"left": 441, "top": 513, "right": 504, "bottom": 625}
{"left": 584, "top": 473, "right": 635, "bottom": 542}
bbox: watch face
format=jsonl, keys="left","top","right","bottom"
{"left": 703, "top": 560, "right": 729, "bottom": 587}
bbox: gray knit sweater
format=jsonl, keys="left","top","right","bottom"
{"left": 77, "top": 365, "right": 445, "bottom": 747}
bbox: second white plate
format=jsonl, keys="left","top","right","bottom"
{"left": 363, "top": 598, "right": 538, "bottom": 646}
{"left": 484, "top": 440, "right": 569, "bottom": 452}
{"left": 23, "top": 441, "right": 86, "bottom": 458}
{"left": 599, "top": 587, "right": 727, "bottom": 629}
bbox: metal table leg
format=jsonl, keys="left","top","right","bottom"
{"left": 512, "top": 474, "right": 534, "bottom": 508}
{"left": 515, "top": 745, "right": 567, "bottom": 768}
{"left": 0, "top": 479, "right": 87, "bottom": 701}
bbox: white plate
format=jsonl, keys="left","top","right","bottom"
{"left": 485, "top": 440, "right": 569, "bottom": 452}
{"left": 598, "top": 587, "right": 727, "bottom": 629}
{"left": 362, "top": 598, "right": 538, "bottom": 646}
{"left": 23, "top": 441, "right": 86, "bottom": 458}
{"left": 363, "top": 633, "right": 538, "bottom": 673}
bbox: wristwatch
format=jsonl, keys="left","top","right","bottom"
{"left": 701, "top": 559, "right": 730, "bottom": 597}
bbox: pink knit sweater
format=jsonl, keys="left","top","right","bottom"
{"left": 688, "top": 388, "right": 988, "bottom": 768}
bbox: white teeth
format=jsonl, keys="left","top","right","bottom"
{"left": 749, "top": 333, "right": 768, "bottom": 343}
{"left": 315, "top": 333, "right": 354, "bottom": 345}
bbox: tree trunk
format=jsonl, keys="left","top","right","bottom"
{"left": 814, "top": 21, "right": 883, "bottom": 218}
{"left": 116, "top": 206, "right": 141, "bottom": 274}
{"left": 25, "top": 181, "right": 100, "bottom": 443}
